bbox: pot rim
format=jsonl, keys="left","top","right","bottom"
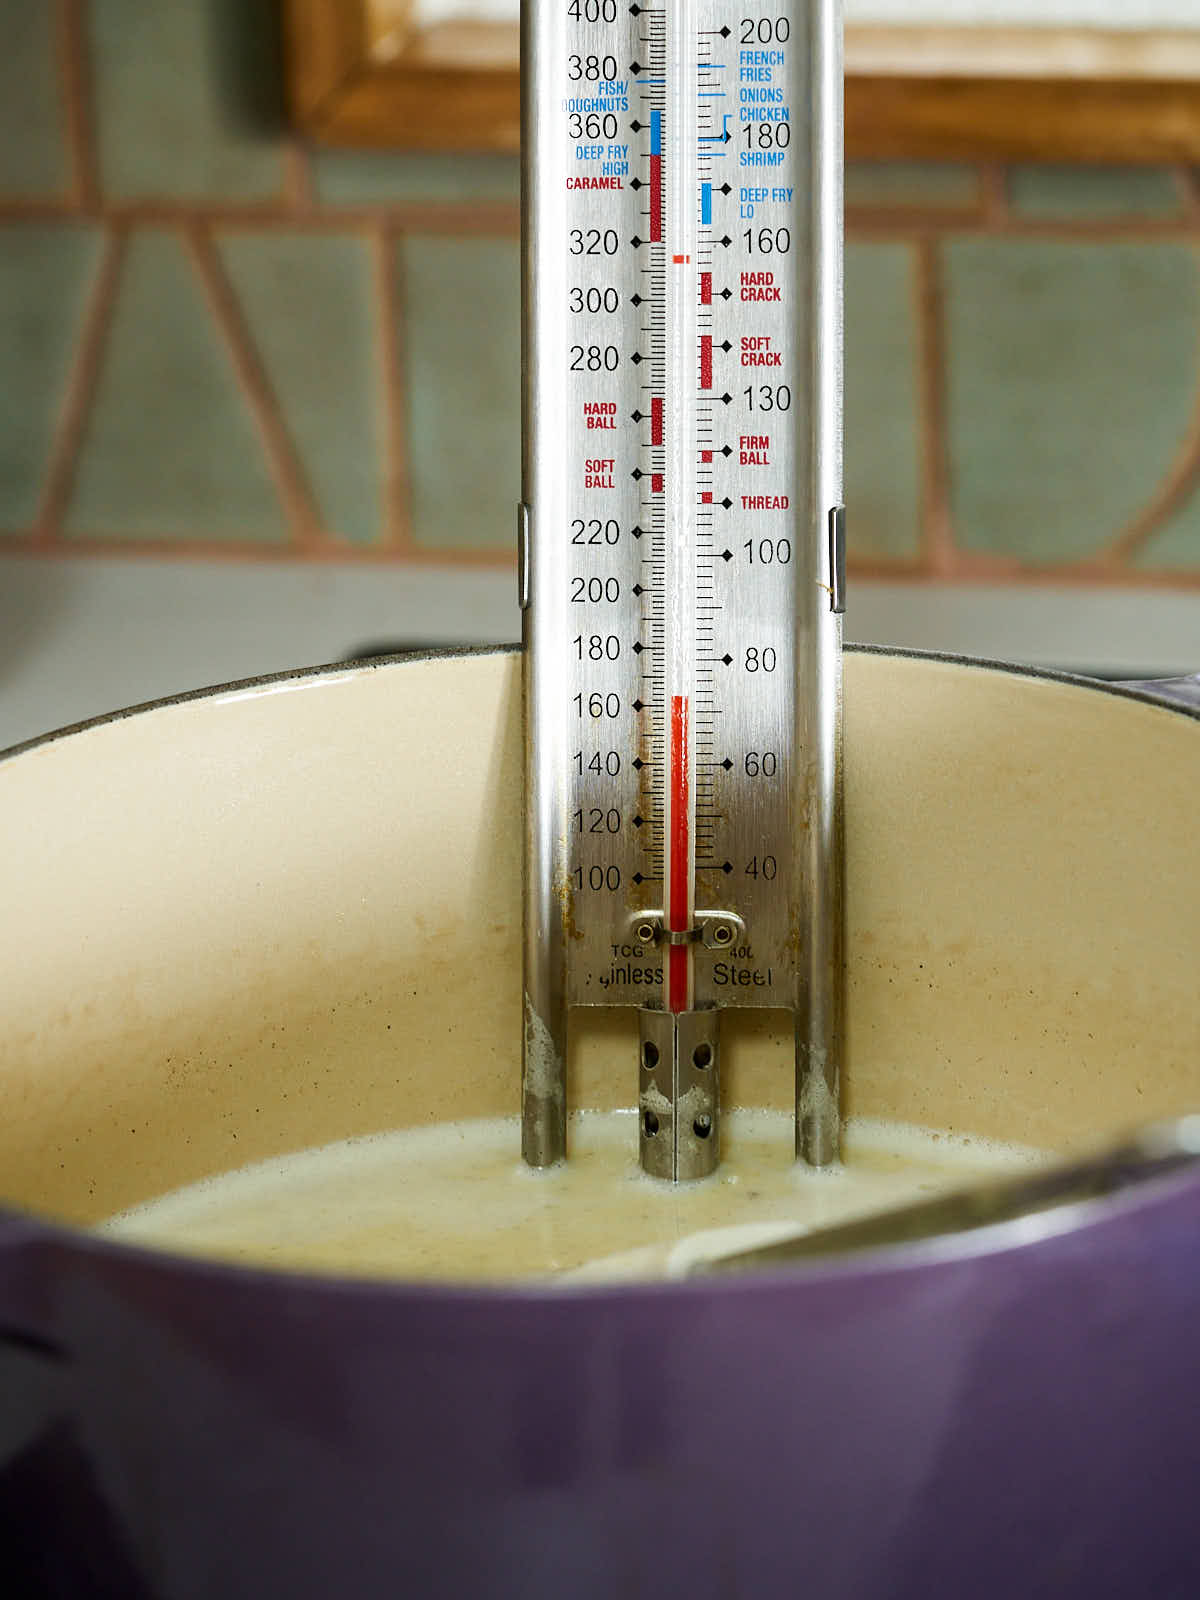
{"left": 1, "top": 641, "right": 1196, "bottom": 768}
{"left": 5, "top": 1155, "right": 1198, "bottom": 1311}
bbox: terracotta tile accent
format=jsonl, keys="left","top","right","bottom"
{"left": 33, "top": 225, "right": 125, "bottom": 544}
{"left": 183, "top": 224, "right": 327, "bottom": 551}
{"left": 1176, "top": 168, "right": 1200, "bottom": 225}
{"left": 980, "top": 164, "right": 1010, "bottom": 228}
{"left": 4, "top": 7, "right": 1200, "bottom": 585}
{"left": 283, "top": 141, "right": 316, "bottom": 214}
{"left": 1102, "top": 391, "right": 1200, "bottom": 567}
{"left": 943, "top": 236, "right": 1199, "bottom": 566}
{"left": 913, "top": 238, "right": 955, "bottom": 578}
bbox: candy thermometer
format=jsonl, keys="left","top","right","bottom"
{"left": 521, "top": 0, "right": 845, "bottom": 1179}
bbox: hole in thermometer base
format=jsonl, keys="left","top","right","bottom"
{"left": 639, "top": 1008, "right": 720, "bottom": 1181}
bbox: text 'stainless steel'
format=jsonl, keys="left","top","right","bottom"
{"left": 522, "top": 0, "right": 845, "bottom": 1180}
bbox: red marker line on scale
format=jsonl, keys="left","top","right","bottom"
{"left": 668, "top": 694, "right": 690, "bottom": 1014}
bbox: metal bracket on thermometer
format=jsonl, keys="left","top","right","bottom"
{"left": 631, "top": 910, "right": 747, "bottom": 951}
{"left": 521, "top": 0, "right": 846, "bottom": 1181}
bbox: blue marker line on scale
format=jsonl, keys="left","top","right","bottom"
{"left": 699, "top": 113, "right": 732, "bottom": 144}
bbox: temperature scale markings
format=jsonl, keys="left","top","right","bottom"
{"left": 638, "top": 9, "right": 729, "bottom": 1016}
{"left": 649, "top": 110, "right": 663, "bottom": 243}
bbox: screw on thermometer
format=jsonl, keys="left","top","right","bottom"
{"left": 522, "top": 0, "right": 845, "bottom": 1179}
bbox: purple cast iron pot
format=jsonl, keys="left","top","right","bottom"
{"left": 0, "top": 646, "right": 1196, "bottom": 1598}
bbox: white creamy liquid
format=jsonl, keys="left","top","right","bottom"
{"left": 100, "top": 1111, "right": 1046, "bottom": 1283}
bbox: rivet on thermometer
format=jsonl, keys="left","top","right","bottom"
{"left": 521, "top": 0, "right": 845, "bottom": 1179}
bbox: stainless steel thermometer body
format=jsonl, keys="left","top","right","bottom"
{"left": 522, "top": 0, "right": 844, "bottom": 1179}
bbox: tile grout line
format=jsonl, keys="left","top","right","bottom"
{"left": 56, "top": 0, "right": 99, "bottom": 211}
{"left": 913, "top": 235, "right": 957, "bottom": 577}
{"left": 1094, "top": 197, "right": 1200, "bottom": 567}
{"left": 6, "top": 532, "right": 1200, "bottom": 589}
{"left": 283, "top": 140, "right": 316, "bottom": 214}
{"left": 0, "top": 196, "right": 523, "bottom": 234}
{"left": 1173, "top": 165, "right": 1200, "bottom": 225}
{"left": 1101, "top": 382, "right": 1200, "bottom": 567}
{"left": 3, "top": 125, "right": 1199, "bottom": 583}
{"left": 852, "top": 211, "right": 1200, "bottom": 242}
{"left": 181, "top": 222, "right": 329, "bottom": 554}
{"left": 32, "top": 224, "right": 126, "bottom": 544}
{"left": 1, "top": 195, "right": 1198, "bottom": 244}
{"left": 373, "top": 222, "right": 414, "bottom": 550}
{"left": 980, "top": 163, "right": 1011, "bottom": 227}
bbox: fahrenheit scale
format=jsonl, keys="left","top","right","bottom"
{"left": 522, "top": 0, "right": 845, "bottom": 1180}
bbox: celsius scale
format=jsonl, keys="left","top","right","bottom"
{"left": 521, "top": 0, "right": 845, "bottom": 1180}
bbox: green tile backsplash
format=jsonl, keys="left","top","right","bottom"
{"left": 0, "top": 224, "right": 100, "bottom": 531}
{"left": 0, "top": 9, "right": 68, "bottom": 199}
{"left": 945, "top": 239, "right": 1199, "bottom": 564}
{"left": 1008, "top": 166, "right": 1184, "bottom": 222}
{"left": 219, "top": 232, "right": 382, "bottom": 545}
{"left": 401, "top": 235, "right": 521, "bottom": 552}
{"left": 844, "top": 241, "right": 923, "bottom": 563}
{"left": 66, "top": 230, "right": 286, "bottom": 542}
{"left": 0, "top": 0, "right": 1198, "bottom": 588}
{"left": 1136, "top": 498, "right": 1200, "bottom": 572}
{"left": 88, "top": 0, "right": 284, "bottom": 202}
{"left": 312, "top": 152, "right": 521, "bottom": 209}
{"left": 844, "top": 161, "right": 980, "bottom": 214}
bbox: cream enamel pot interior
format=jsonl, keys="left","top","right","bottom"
{"left": 0, "top": 645, "right": 1198, "bottom": 1597}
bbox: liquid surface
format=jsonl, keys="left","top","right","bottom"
{"left": 100, "top": 1112, "right": 1045, "bottom": 1283}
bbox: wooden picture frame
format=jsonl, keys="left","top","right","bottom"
{"left": 283, "top": 0, "right": 1200, "bottom": 164}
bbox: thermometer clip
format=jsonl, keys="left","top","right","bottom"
{"left": 522, "top": 0, "right": 845, "bottom": 1181}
